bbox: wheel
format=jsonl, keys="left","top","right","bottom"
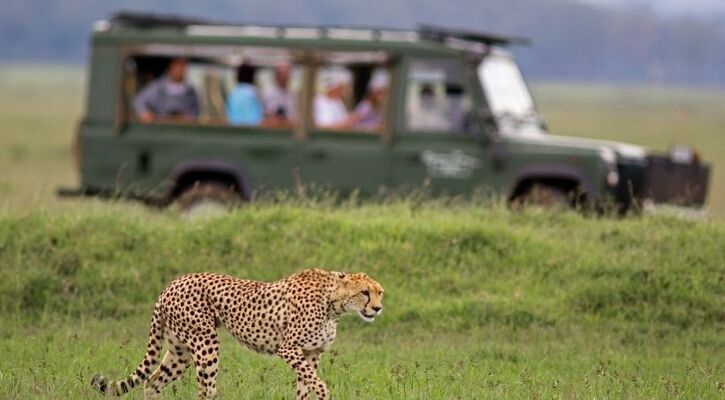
{"left": 175, "top": 182, "right": 242, "bottom": 217}
{"left": 514, "top": 184, "right": 572, "bottom": 210}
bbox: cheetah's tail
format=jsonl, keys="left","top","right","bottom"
{"left": 91, "top": 307, "right": 165, "bottom": 397}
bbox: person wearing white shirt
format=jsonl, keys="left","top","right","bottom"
{"left": 314, "top": 68, "right": 353, "bottom": 128}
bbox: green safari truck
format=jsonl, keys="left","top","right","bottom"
{"left": 63, "top": 12, "right": 711, "bottom": 212}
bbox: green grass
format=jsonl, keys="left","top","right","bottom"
{"left": 0, "top": 204, "right": 723, "bottom": 399}
{"left": 0, "top": 66, "right": 723, "bottom": 398}
{"left": 0, "top": 65, "right": 83, "bottom": 213}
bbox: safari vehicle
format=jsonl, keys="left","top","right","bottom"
{"left": 61, "top": 11, "right": 711, "bottom": 212}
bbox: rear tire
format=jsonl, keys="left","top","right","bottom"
{"left": 176, "top": 182, "right": 241, "bottom": 217}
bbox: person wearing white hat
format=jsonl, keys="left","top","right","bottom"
{"left": 313, "top": 68, "right": 353, "bottom": 128}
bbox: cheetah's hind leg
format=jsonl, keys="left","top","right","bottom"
{"left": 143, "top": 334, "right": 192, "bottom": 399}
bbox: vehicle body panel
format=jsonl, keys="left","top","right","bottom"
{"left": 301, "top": 131, "right": 388, "bottom": 194}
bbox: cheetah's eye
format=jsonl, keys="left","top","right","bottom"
{"left": 361, "top": 290, "right": 369, "bottom": 297}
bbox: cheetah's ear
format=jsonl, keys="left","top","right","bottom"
{"left": 333, "top": 271, "right": 347, "bottom": 279}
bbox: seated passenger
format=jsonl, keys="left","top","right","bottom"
{"left": 262, "top": 63, "right": 295, "bottom": 124}
{"left": 352, "top": 71, "right": 388, "bottom": 130}
{"left": 133, "top": 58, "right": 199, "bottom": 123}
{"left": 227, "top": 64, "right": 263, "bottom": 126}
{"left": 314, "top": 69, "right": 352, "bottom": 128}
{"left": 445, "top": 85, "right": 470, "bottom": 132}
{"left": 407, "top": 84, "right": 451, "bottom": 131}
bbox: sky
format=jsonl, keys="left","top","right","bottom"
{"left": 582, "top": 0, "right": 725, "bottom": 16}
{"left": 1, "top": 0, "right": 723, "bottom": 85}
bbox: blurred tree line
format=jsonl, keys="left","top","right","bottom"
{"left": 2, "top": 0, "right": 723, "bottom": 85}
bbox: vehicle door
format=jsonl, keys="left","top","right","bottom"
{"left": 389, "top": 57, "right": 491, "bottom": 196}
{"left": 298, "top": 53, "right": 390, "bottom": 196}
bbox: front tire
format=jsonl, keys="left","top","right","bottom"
{"left": 514, "top": 184, "right": 572, "bottom": 210}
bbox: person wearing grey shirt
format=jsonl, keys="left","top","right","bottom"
{"left": 133, "top": 58, "right": 199, "bottom": 122}
{"left": 262, "top": 63, "right": 296, "bottom": 124}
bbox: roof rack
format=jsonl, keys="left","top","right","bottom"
{"left": 418, "top": 24, "right": 530, "bottom": 46}
{"left": 109, "top": 11, "right": 528, "bottom": 47}
{"left": 111, "top": 11, "right": 222, "bottom": 29}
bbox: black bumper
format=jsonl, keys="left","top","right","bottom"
{"left": 615, "top": 156, "right": 710, "bottom": 208}
{"left": 644, "top": 155, "right": 710, "bottom": 207}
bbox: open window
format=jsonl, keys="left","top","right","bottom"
{"left": 122, "top": 45, "right": 303, "bottom": 129}
{"left": 310, "top": 51, "right": 392, "bottom": 135}
{"left": 404, "top": 58, "right": 473, "bottom": 134}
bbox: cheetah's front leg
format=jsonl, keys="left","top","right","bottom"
{"left": 294, "top": 349, "right": 324, "bottom": 399}
{"left": 278, "top": 345, "right": 329, "bottom": 400}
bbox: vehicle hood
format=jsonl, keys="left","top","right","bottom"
{"left": 507, "top": 133, "right": 648, "bottom": 162}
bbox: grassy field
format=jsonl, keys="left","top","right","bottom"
{"left": 0, "top": 66, "right": 723, "bottom": 399}
{"left": 0, "top": 204, "right": 723, "bottom": 399}
{"left": 0, "top": 65, "right": 83, "bottom": 214}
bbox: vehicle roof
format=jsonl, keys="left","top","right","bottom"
{"left": 92, "top": 11, "right": 529, "bottom": 56}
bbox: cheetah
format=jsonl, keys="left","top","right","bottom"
{"left": 90, "top": 268, "right": 384, "bottom": 399}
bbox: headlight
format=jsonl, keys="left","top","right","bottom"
{"left": 606, "top": 170, "right": 619, "bottom": 187}
{"left": 600, "top": 148, "right": 618, "bottom": 187}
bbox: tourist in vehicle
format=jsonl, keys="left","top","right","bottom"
{"left": 407, "top": 84, "right": 451, "bottom": 131}
{"left": 227, "top": 63, "right": 263, "bottom": 126}
{"left": 313, "top": 68, "right": 353, "bottom": 128}
{"left": 133, "top": 57, "right": 199, "bottom": 123}
{"left": 351, "top": 71, "right": 388, "bottom": 130}
{"left": 262, "top": 63, "right": 295, "bottom": 124}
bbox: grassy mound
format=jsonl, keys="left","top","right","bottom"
{"left": 0, "top": 203, "right": 722, "bottom": 398}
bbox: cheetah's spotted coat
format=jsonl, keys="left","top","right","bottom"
{"left": 91, "top": 268, "right": 384, "bottom": 399}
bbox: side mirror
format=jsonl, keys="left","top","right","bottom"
{"left": 539, "top": 117, "right": 549, "bottom": 132}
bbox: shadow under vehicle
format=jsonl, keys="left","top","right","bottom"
{"left": 59, "top": 12, "right": 711, "bottom": 213}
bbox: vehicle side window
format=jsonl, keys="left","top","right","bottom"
{"left": 404, "top": 59, "right": 472, "bottom": 134}
{"left": 311, "top": 52, "right": 390, "bottom": 134}
{"left": 124, "top": 46, "right": 301, "bottom": 129}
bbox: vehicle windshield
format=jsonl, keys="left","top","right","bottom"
{"left": 478, "top": 51, "right": 544, "bottom": 136}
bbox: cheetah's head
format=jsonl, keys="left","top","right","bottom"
{"left": 334, "top": 272, "right": 384, "bottom": 322}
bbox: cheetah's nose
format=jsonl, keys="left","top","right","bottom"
{"left": 372, "top": 306, "right": 382, "bottom": 313}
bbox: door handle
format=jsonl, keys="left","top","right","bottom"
{"left": 309, "top": 149, "right": 328, "bottom": 161}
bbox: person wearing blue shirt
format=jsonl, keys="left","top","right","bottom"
{"left": 227, "top": 64, "right": 263, "bottom": 125}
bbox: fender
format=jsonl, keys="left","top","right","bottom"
{"left": 508, "top": 164, "right": 597, "bottom": 201}
{"left": 167, "top": 160, "right": 254, "bottom": 201}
